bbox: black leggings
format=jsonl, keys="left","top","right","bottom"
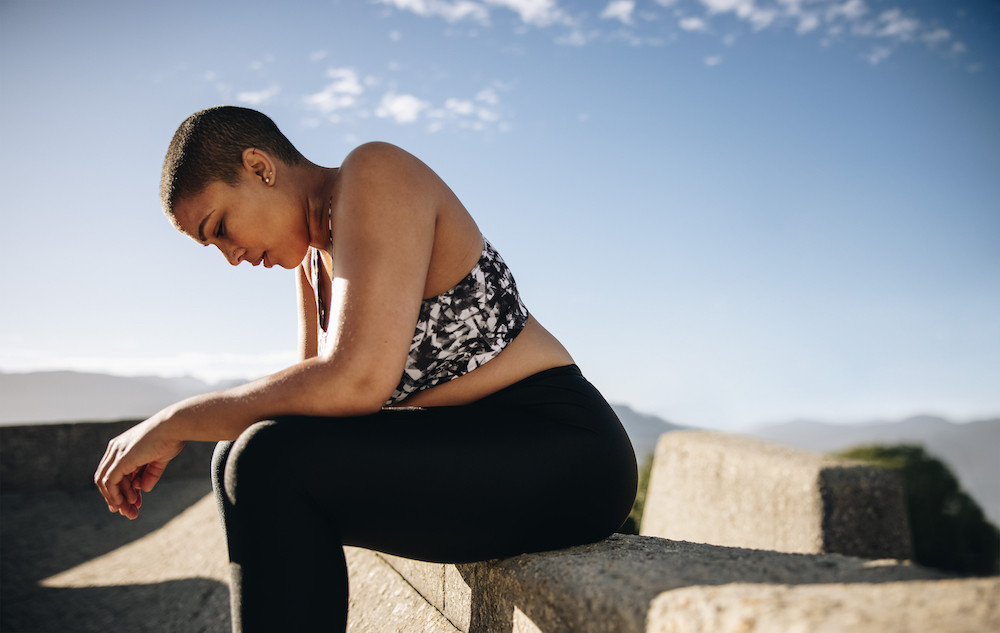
{"left": 211, "top": 364, "right": 637, "bottom": 632}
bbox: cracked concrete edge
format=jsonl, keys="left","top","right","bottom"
{"left": 346, "top": 548, "right": 459, "bottom": 633}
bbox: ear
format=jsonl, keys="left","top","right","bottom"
{"left": 242, "top": 148, "right": 277, "bottom": 187}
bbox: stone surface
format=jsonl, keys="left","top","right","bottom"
{"left": 1, "top": 478, "right": 231, "bottom": 633}
{"left": 373, "top": 534, "right": 1000, "bottom": 633}
{"left": 646, "top": 578, "right": 1000, "bottom": 633}
{"left": 1, "top": 476, "right": 458, "bottom": 633}
{"left": 640, "top": 430, "right": 912, "bottom": 559}
{"left": 346, "top": 549, "right": 460, "bottom": 633}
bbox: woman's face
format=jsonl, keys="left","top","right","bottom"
{"left": 172, "top": 174, "right": 310, "bottom": 270}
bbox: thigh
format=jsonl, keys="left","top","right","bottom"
{"left": 229, "top": 401, "right": 634, "bottom": 563}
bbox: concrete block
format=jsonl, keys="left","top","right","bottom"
{"left": 377, "top": 553, "right": 446, "bottom": 608}
{"left": 640, "top": 430, "right": 911, "bottom": 559}
{"left": 374, "top": 555, "right": 475, "bottom": 631}
{"left": 370, "top": 534, "right": 998, "bottom": 633}
{"left": 444, "top": 560, "right": 473, "bottom": 631}
{"left": 346, "top": 548, "right": 460, "bottom": 633}
{"left": 646, "top": 577, "right": 1000, "bottom": 633}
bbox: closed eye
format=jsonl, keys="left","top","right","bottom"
{"left": 215, "top": 219, "right": 225, "bottom": 239}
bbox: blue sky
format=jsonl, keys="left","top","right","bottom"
{"left": 1, "top": 0, "right": 998, "bottom": 430}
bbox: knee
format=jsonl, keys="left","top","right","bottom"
{"left": 211, "top": 440, "right": 233, "bottom": 495}
{"left": 222, "top": 420, "right": 293, "bottom": 506}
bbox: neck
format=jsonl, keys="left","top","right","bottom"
{"left": 295, "top": 162, "right": 339, "bottom": 251}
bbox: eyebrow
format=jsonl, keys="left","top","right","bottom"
{"left": 197, "top": 210, "right": 215, "bottom": 243}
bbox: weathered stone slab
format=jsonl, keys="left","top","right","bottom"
{"left": 346, "top": 548, "right": 459, "bottom": 633}
{"left": 640, "top": 430, "right": 911, "bottom": 559}
{"left": 369, "top": 534, "right": 999, "bottom": 633}
{"left": 646, "top": 578, "right": 1000, "bottom": 633}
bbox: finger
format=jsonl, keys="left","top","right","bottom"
{"left": 138, "top": 461, "right": 167, "bottom": 493}
{"left": 118, "top": 501, "right": 139, "bottom": 520}
{"left": 96, "top": 446, "right": 125, "bottom": 510}
{"left": 117, "top": 476, "right": 137, "bottom": 508}
{"left": 132, "top": 466, "right": 146, "bottom": 489}
{"left": 94, "top": 444, "right": 116, "bottom": 510}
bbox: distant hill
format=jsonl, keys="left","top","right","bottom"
{"left": 748, "top": 415, "right": 1000, "bottom": 527}
{"left": 609, "top": 403, "right": 685, "bottom": 465}
{"left": 0, "top": 371, "right": 246, "bottom": 425}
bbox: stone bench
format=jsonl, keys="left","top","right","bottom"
{"left": 346, "top": 534, "right": 997, "bottom": 633}
{"left": 640, "top": 430, "right": 912, "bottom": 559}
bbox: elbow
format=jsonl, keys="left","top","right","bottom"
{"left": 324, "top": 368, "right": 397, "bottom": 417}
{"left": 341, "top": 392, "right": 387, "bottom": 417}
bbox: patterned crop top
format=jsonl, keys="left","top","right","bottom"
{"left": 311, "top": 237, "right": 530, "bottom": 405}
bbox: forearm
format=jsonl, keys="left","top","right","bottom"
{"left": 159, "top": 357, "right": 390, "bottom": 443}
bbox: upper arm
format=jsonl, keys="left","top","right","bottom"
{"left": 322, "top": 142, "right": 442, "bottom": 404}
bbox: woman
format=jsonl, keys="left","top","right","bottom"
{"left": 94, "top": 106, "right": 637, "bottom": 632}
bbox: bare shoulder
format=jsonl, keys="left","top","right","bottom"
{"left": 340, "top": 142, "right": 438, "bottom": 184}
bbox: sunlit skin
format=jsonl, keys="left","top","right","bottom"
{"left": 95, "top": 142, "right": 574, "bottom": 519}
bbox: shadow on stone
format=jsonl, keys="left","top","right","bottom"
{"left": 1, "top": 478, "right": 223, "bottom": 633}
{"left": 1, "top": 577, "right": 230, "bottom": 633}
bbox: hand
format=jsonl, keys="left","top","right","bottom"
{"left": 94, "top": 416, "right": 186, "bottom": 519}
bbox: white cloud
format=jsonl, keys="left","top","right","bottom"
{"left": 876, "top": 9, "right": 920, "bottom": 41}
{"left": 485, "top": 0, "right": 565, "bottom": 26}
{"left": 476, "top": 87, "right": 499, "bottom": 105}
{"left": 236, "top": 85, "right": 279, "bottom": 106}
{"left": 704, "top": 54, "right": 723, "bottom": 66}
{"left": 865, "top": 46, "right": 891, "bottom": 65}
{"left": 922, "top": 28, "right": 950, "bottom": 45}
{"left": 309, "top": 50, "right": 328, "bottom": 62}
{"left": 557, "top": 29, "right": 592, "bottom": 46}
{"left": 679, "top": 16, "right": 708, "bottom": 32}
{"left": 377, "top": 0, "right": 568, "bottom": 26}
{"left": 301, "top": 64, "right": 507, "bottom": 133}
{"left": 700, "top": 0, "right": 749, "bottom": 14}
{"left": 376, "top": 0, "right": 490, "bottom": 23}
{"left": 796, "top": 13, "right": 820, "bottom": 34}
{"left": 376, "top": 92, "right": 428, "bottom": 123}
{"left": 826, "top": 0, "right": 867, "bottom": 22}
{"left": 699, "top": 0, "right": 776, "bottom": 32}
{"left": 304, "top": 68, "right": 365, "bottom": 116}
{"left": 445, "top": 98, "right": 475, "bottom": 115}
{"left": 601, "top": 0, "right": 635, "bottom": 25}
{"left": 477, "top": 107, "right": 499, "bottom": 122}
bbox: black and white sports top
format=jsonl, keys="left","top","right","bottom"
{"left": 311, "top": 237, "right": 529, "bottom": 405}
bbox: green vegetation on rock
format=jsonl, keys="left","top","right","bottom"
{"left": 617, "top": 454, "right": 653, "bottom": 535}
{"left": 838, "top": 444, "right": 999, "bottom": 575}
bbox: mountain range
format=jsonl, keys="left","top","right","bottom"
{"left": 1, "top": 370, "right": 995, "bottom": 525}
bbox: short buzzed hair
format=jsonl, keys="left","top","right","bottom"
{"left": 160, "top": 106, "right": 305, "bottom": 222}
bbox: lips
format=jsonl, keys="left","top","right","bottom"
{"left": 263, "top": 252, "right": 273, "bottom": 268}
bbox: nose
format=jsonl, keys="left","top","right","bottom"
{"left": 218, "top": 244, "right": 245, "bottom": 266}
